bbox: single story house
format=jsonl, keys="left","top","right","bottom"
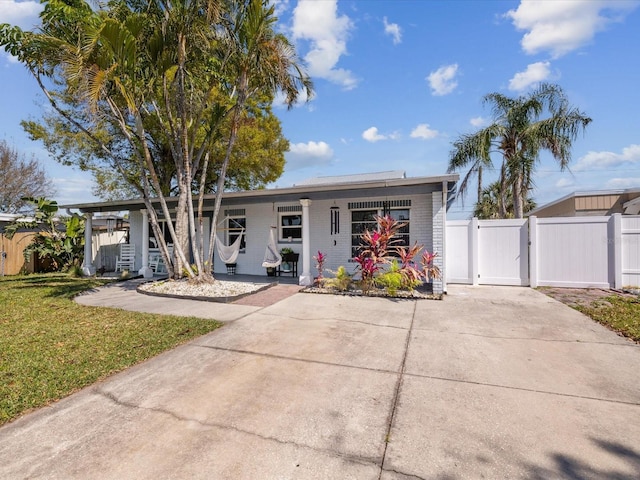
{"left": 63, "top": 171, "right": 459, "bottom": 294}
{"left": 528, "top": 188, "right": 640, "bottom": 217}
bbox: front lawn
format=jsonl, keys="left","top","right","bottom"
{"left": 0, "top": 274, "right": 223, "bottom": 426}
{"left": 574, "top": 295, "right": 640, "bottom": 343}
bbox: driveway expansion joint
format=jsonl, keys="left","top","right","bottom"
{"left": 378, "top": 301, "right": 418, "bottom": 480}
{"left": 257, "top": 311, "right": 410, "bottom": 330}
{"left": 381, "top": 468, "right": 427, "bottom": 480}
{"left": 404, "top": 373, "right": 640, "bottom": 406}
{"left": 413, "top": 328, "right": 640, "bottom": 347}
{"left": 191, "top": 343, "right": 400, "bottom": 375}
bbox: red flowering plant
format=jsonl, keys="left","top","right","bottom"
{"left": 396, "top": 242, "right": 424, "bottom": 290}
{"left": 354, "top": 215, "right": 406, "bottom": 292}
{"left": 313, "top": 250, "right": 326, "bottom": 284}
{"left": 421, "top": 250, "right": 441, "bottom": 282}
{"left": 328, "top": 214, "right": 441, "bottom": 296}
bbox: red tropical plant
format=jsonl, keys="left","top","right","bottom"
{"left": 313, "top": 250, "right": 326, "bottom": 283}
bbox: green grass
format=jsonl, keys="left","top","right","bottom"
{"left": 574, "top": 295, "right": 640, "bottom": 343}
{"left": 0, "top": 273, "right": 223, "bottom": 426}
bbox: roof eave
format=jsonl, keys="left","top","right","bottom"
{"left": 61, "top": 174, "right": 460, "bottom": 212}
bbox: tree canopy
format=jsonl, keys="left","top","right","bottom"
{"left": 448, "top": 83, "right": 591, "bottom": 219}
{"left": 1, "top": 0, "right": 312, "bottom": 280}
{"left": 0, "top": 140, "right": 55, "bottom": 213}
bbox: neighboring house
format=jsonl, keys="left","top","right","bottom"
{"left": 62, "top": 171, "right": 459, "bottom": 294}
{"left": 528, "top": 188, "right": 640, "bottom": 217}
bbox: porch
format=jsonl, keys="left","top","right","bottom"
{"left": 97, "top": 271, "right": 301, "bottom": 286}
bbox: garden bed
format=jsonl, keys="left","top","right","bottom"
{"left": 303, "top": 284, "right": 442, "bottom": 300}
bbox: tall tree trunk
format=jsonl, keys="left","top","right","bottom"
{"left": 477, "top": 164, "right": 483, "bottom": 212}
{"left": 513, "top": 171, "right": 524, "bottom": 219}
{"left": 498, "top": 163, "right": 508, "bottom": 219}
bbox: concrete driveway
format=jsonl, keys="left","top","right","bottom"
{"left": 1, "top": 285, "right": 640, "bottom": 479}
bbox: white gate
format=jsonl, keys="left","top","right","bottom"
{"left": 445, "top": 218, "right": 529, "bottom": 286}
{"left": 478, "top": 219, "right": 529, "bottom": 286}
{"left": 447, "top": 214, "right": 640, "bottom": 289}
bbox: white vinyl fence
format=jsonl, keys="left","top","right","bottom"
{"left": 446, "top": 214, "right": 640, "bottom": 288}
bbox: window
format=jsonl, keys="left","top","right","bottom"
{"left": 351, "top": 210, "right": 378, "bottom": 257}
{"left": 350, "top": 207, "right": 410, "bottom": 258}
{"left": 280, "top": 214, "right": 302, "bottom": 241}
{"left": 388, "top": 209, "right": 410, "bottom": 250}
{"left": 227, "top": 216, "right": 246, "bottom": 252}
{"left": 150, "top": 218, "right": 175, "bottom": 248}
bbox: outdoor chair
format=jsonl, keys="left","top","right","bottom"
{"left": 115, "top": 244, "right": 136, "bottom": 272}
{"left": 148, "top": 249, "right": 161, "bottom": 273}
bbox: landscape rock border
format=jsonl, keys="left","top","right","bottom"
{"left": 137, "top": 280, "right": 277, "bottom": 304}
{"left": 302, "top": 285, "right": 443, "bottom": 300}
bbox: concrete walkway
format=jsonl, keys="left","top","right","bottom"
{"left": 1, "top": 285, "right": 640, "bottom": 478}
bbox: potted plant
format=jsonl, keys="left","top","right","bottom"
{"left": 280, "top": 247, "right": 295, "bottom": 272}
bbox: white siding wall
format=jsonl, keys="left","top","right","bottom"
{"left": 431, "top": 191, "right": 444, "bottom": 294}
{"left": 125, "top": 190, "right": 442, "bottom": 282}
{"left": 212, "top": 192, "right": 436, "bottom": 279}
{"left": 213, "top": 202, "right": 278, "bottom": 275}
{"left": 92, "top": 230, "right": 127, "bottom": 270}
{"left": 306, "top": 198, "right": 351, "bottom": 275}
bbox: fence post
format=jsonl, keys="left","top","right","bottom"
{"left": 612, "top": 213, "right": 622, "bottom": 289}
{"left": 529, "top": 216, "right": 538, "bottom": 288}
{"left": 471, "top": 217, "right": 479, "bottom": 285}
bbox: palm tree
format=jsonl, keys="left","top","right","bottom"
{"left": 1, "top": 0, "right": 312, "bottom": 281}
{"left": 205, "top": 0, "right": 313, "bottom": 273}
{"left": 448, "top": 83, "right": 591, "bottom": 218}
{"left": 474, "top": 181, "right": 536, "bottom": 219}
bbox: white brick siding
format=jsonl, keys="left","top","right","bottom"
{"left": 431, "top": 191, "right": 444, "bottom": 294}
{"left": 131, "top": 189, "right": 446, "bottom": 285}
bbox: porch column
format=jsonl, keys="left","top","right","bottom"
{"left": 82, "top": 212, "right": 96, "bottom": 276}
{"left": 299, "top": 198, "right": 312, "bottom": 286}
{"left": 138, "top": 209, "right": 153, "bottom": 278}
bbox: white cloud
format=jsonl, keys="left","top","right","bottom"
{"left": 291, "top": 0, "right": 357, "bottom": 90}
{"left": 505, "top": 0, "right": 638, "bottom": 58}
{"left": 606, "top": 177, "right": 640, "bottom": 189}
{"left": 286, "top": 140, "right": 334, "bottom": 170}
{"left": 272, "top": 87, "right": 314, "bottom": 109}
{"left": 0, "top": 0, "right": 43, "bottom": 64}
{"left": 0, "top": 0, "right": 42, "bottom": 28}
{"left": 574, "top": 144, "right": 640, "bottom": 171}
{"left": 508, "top": 61, "right": 551, "bottom": 91}
{"left": 470, "top": 116, "right": 489, "bottom": 128}
{"left": 555, "top": 178, "right": 575, "bottom": 188}
{"left": 427, "top": 64, "right": 458, "bottom": 96}
{"left": 410, "top": 124, "right": 439, "bottom": 140}
{"left": 52, "top": 175, "right": 98, "bottom": 205}
{"left": 383, "top": 17, "right": 402, "bottom": 45}
{"left": 362, "top": 127, "right": 387, "bottom": 142}
{"left": 270, "top": 0, "right": 290, "bottom": 17}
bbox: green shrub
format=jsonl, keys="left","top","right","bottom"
{"left": 323, "top": 266, "right": 353, "bottom": 292}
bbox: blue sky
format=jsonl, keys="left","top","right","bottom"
{"left": 1, "top": 0, "right": 639, "bottom": 218}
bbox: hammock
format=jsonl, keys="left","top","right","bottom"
{"left": 216, "top": 228, "right": 244, "bottom": 265}
{"left": 262, "top": 228, "right": 282, "bottom": 268}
